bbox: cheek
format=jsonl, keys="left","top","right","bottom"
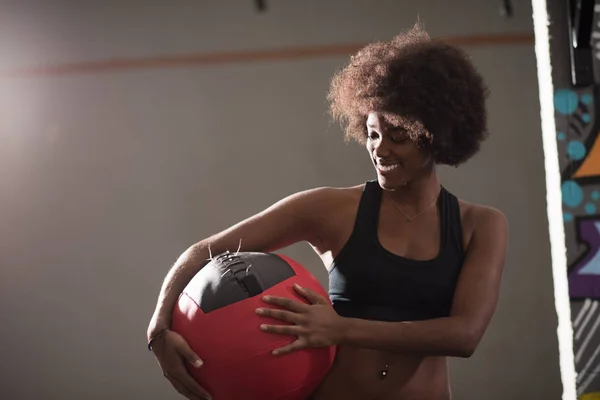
{"left": 404, "top": 149, "right": 429, "bottom": 168}
{"left": 414, "top": 151, "right": 433, "bottom": 168}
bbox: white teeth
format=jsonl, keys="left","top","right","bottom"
{"left": 378, "top": 164, "right": 400, "bottom": 172}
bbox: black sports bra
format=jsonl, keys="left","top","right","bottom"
{"left": 328, "top": 180, "right": 465, "bottom": 322}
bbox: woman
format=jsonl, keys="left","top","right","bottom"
{"left": 147, "top": 23, "right": 508, "bottom": 400}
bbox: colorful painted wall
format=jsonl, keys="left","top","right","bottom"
{"left": 558, "top": 85, "right": 600, "bottom": 397}
{"left": 552, "top": 2, "right": 600, "bottom": 396}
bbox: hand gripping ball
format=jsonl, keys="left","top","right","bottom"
{"left": 170, "top": 251, "right": 337, "bottom": 400}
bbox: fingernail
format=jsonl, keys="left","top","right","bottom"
{"left": 262, "top": 295, "right": 270, "bottom": 301}
{"left": 294, "top": 283, "right": 302, "bottom": 289}
{"left": 193, "top": 359, "right": 203, "bottom": 368}
{"left": 255, "top": 308, "right": 264, "bottom": 315}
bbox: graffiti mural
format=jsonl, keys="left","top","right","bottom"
{"left": 558, "top": 86, "right": 600, "bottom": 295}
{"left": 580, "top": 393, "right": 600, "bottom": 400}
{"left": 556, "top": 88, "right": 600, "bottom": 400}
{"left": 553, "top": 3, "right": 600, "bottom": 397}
{"left": 556, "top": 85, "right": 600, "bottom": 397}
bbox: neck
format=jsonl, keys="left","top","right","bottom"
{"left": 385, "top": 170, "right": 441, "bottom": 211}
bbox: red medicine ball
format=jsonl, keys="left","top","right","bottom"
{"left": 171, "top": 251, "right": 336, "bottom": 400}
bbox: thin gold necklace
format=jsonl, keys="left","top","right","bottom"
{"left": 384, "top": 187, "right": 441, "bottom": 223}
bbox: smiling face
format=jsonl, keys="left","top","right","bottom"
{"left": 366, "top": 112, "right": 434, "bottom": 190}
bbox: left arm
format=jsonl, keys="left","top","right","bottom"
{"left": 339, "top": 207, "right": 508, "bottom": 357}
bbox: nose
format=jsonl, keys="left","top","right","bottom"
{"left": 372, "top": 137, "right": 391, "bottom": 158}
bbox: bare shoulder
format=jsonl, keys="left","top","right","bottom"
{"left": 316, "top": 184, "right": 365, "bottom": 218}
{"left": 309, "top": 184, "right": 365, "bottom": 198}
{"left": 287, "top": 184, "right": 364, "bottom": 211}
{"left": 458, "top": 200, "right": 507, "bottom": 226}
{"left": 457, "top": 199, "right": 509, "bottom": 249}
{"left": 286, "top": 184, "right": 364, "bottom": 252}
{"left": 272, "top": 183, "right": 364, "bottom": 236}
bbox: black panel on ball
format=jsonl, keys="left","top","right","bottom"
{"left": 182, "top": 251, "right": 296, "bottom": 313}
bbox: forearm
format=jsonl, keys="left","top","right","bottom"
{"left": 147, "top": 242, "right": 211, "bottom": 340}
{"left": 339, "top": 316, "right": 478, "bottom": 358}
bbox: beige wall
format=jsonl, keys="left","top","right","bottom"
{"left": 0, "top": 1, "right": 562, "bottom": 398}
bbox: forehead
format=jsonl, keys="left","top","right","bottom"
{"left": 366, "top": 112, "right": 407, "bottom": 130}
{"left": 366, "top": 112, "right": 388, "bottom": 128}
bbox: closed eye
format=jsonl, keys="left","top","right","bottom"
{"left": 390, "top": 134, "right": 409, "bottom": 143}
{"left": 389, "top": 127, "right": 410, "bottom": 143}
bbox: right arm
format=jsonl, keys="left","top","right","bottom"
{"left": 147, "top": 187, "right": 335, "bottom": 343}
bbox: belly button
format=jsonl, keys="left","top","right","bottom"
{"left": 380, "top": 364, "right": 389, "bottom": 379}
